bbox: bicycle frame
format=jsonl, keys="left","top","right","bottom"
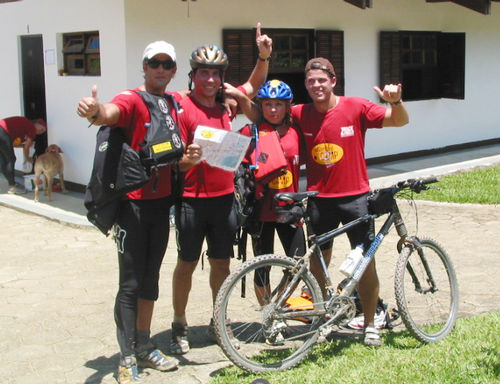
{"left": 274, "top": 199, "right": 409, "bottom": 321}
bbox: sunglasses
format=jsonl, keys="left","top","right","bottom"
{"left": 147, "top": 59, "right": 176, "bottom": 70}
{"left": 309, "top": 62, "right": 335, "bottom": 78}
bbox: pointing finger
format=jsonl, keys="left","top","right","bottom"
{"left": 256, "top": 22, "right": 262, "bottom": 39}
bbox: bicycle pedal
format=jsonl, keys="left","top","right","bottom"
{"left": 316, "top": 324, "right": 334, "bottom": 343}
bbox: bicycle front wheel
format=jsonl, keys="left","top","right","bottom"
{"left": 213, "top": 254, "right": 324, "bottom": 373}
{"left": 394, "top": 237, "right": 459, "bottom": 343}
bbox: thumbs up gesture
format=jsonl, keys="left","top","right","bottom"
{"left": 77, "top": 85, "right": 100, "bottom": 119}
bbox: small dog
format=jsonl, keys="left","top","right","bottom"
{"left": 34, "top": 144, "right": 66, "bottom": 202}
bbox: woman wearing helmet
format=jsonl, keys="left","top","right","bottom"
{"left": 172, "top": 28, "right": 273, "bottom": 355}
{"left": 236, "top": 79, "right": 306, "bottom": 316}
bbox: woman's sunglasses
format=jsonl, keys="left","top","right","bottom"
{"left": 147, "top": 59, "right": 176, "bottom": 70}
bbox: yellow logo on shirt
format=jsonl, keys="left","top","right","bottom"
{"left": 269, "top": 170, "right": 293, "bottom": 189}
{"left": 311, "top": 143, "right": 344, "bottom": 165}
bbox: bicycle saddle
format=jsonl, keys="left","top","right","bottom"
{"left": 274, "top": 191, "right": 319, "bottom": 203}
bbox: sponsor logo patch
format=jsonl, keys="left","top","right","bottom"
{"left": 311, "top": 143, "right": 344, "bottom": 165}
{"left": 340, "top": 126, "right": 354, "bottom": 137}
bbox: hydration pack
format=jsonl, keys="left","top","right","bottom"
{"left": 84, "top": 126, "right": 149, "bottom": 235}
{"left": 135, "top": 91, "right": 184, "bottom": 170}
{"left": 84, "top": 90, "right": 184, "bottom": 235}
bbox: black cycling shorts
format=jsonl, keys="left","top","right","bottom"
{"left": 176, "top": 193, "right": 237, "bottom": 262}
{"left": 307, "top": 192, "right": 370, "bottom": 250}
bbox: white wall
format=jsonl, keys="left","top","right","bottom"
{"left": 1, "top": 0, "right": 499, "bottom": 185}
{"left": 0, "top": 0, "right": 127, "bottom": 184}
{"left": 123, "top": 0, "right": 500, "bottom": 158}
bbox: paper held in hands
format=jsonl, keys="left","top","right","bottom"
{"left": 193, "top": 125, "right": 251, "bottom": 172}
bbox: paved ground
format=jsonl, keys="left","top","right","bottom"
{"left": 0, "top": 147, "right": 499, "bottom": 383}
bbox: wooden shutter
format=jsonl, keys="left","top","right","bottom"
{"left": 438, "top": 32, "right": 465, "bottom": 99}
{"left": 223, "top": 29, "right": 256, "bottom": 87}
{"left": 379, "top": 31, "right": 401, "bottom": 88}
{"left": 426, "top": 0, "right": 492, "bottom": 15}
{"left": 344, "top": 0, "right": 372, "bottom": 8}
{"left": 315, "top": 30, "right": 344, "bottom": 96}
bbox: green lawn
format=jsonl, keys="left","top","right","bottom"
{"left": 210, "top": 165, "right": 500, "bottom": 384}
{"left": 414, "top": 164, "right": 500, "bottom": 204}
{"left": 210, "top": 312, "right": 500, "bottom": 384}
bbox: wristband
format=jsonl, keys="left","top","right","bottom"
{"left": 257, "top": 55, "right": 271, "bottom": 62}
{"left": 389, "top": 99, "right": 402, "bottom": 106}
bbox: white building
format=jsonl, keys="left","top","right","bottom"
{"left": 0, "top": 0, "right": 499, "bottom": 188}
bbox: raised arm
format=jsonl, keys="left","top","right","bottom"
{"left": 224, "top": 83, "right": 260, "bottom": 123}
{"left": 374, "top": 83, "right": 409, "bottom": 127}
{"left": 240, "top": 22, "right": 272, "bottom": 99}
{"left": 77, "top": 85, "right": 121, "bottom": 127}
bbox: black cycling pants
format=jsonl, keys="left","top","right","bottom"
{"left": 113, "top": 196, "right": 173, "bottom": 356}
{"left": 0, "top": 128, "right": 16, "bottom": 185}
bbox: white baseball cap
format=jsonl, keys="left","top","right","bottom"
{"left": 142, "top": 41, "right": 176, "bottom": 62}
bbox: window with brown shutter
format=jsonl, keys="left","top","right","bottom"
{"left": 61, "top": 31, "right": 100, "bottom": 76}
{"left": 379, "top": 30, "right": 465, "bottom": 101}
{"left": 316, "top": 30, "right": 344, "bottom": 97}
{"left": 223, "top": 28, "right": 344, "bottom": 104}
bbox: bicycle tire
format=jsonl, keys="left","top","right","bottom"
{"left": 214, "top": 254, "right": 324, "bottom": 373}
{"left": 394, "top": 237, "right": 459, "bottom": 343}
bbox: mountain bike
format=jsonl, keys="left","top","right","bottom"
{"left": 213, "top": 177, "right": 459, "bottom": 373}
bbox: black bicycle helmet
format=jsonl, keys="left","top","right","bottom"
{"left": 189, "top": 44, "right": 229, "bottom": 70}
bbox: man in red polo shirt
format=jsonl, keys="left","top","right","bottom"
{"left": 292, "top": 57, "right": 409, "bottom": 347}
{"left": 0, "top": 116, "right": 46, "bottom": 194}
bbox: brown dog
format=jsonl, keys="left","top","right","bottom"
{"left": 34, "top": 144, "right": 66, "bottom": 202}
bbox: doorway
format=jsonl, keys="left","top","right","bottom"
{"left": 20, "top": 35, "right": 47, "bottom": 156}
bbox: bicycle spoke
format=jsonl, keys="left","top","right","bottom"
{"left": 395, "top": 238, "right": 459, "bottom": 343}
{"left": 214, "top": 255, "right": 324, "bottom": 373}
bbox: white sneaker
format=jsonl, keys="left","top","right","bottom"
{"left": 8, "top": 184, "right": 26, "bottom": 195}
{"left": 346, "top": 309, "right": 388, "bottom": 330}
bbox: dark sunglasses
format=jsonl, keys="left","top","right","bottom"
{"left": 147, "top": 59, "right": 176, "bottom": 70}
{"left": 309, "top": 62, "right": 335, "bottom": 78}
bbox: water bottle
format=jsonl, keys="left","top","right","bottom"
{"left": 339, "top": 245, "right": 364, "bottom": 277}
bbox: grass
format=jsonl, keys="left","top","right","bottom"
{"left": 413, "top": 164, "right": 500, "bottom": 204}
{"left": 210, "top": 312, "right": 500, "bottom": 384}
{"left": 209, "top": 165, "right": 500, "bottom": 384}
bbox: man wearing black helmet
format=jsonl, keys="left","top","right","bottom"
{"left": 171, "top": 26, "right": 272, "bottom": 355}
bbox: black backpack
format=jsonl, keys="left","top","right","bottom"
{"left": 84, "top": 91, "right": 184, "bottom": 235}
{"left": 135, "top": 91, "right": 184, "bottom": 170}
{"left": 84, "top": 126, "right": 149, "bottom": 235}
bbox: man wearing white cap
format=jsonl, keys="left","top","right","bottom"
{"left": 77, "top": 41, "right": 198, "bottom": 383}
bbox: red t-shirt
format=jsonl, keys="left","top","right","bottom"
{"left": 178, "top": 95, "right": 239, "bottom": 198}
{"left": 292, "top": 97, "right": 386, "bottom": 197}
{"left": 0, "top": 116, "right": 37, "bottom": 146}
{"left": 111, "top": 89, "right": 182, "bottom": 200}
{"left": 241, "top": 123, "right": 301, "bottom": 221}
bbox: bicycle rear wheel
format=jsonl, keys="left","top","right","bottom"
{"left": 394, "top": 237, "right": 459, "bottom": 343}
{"left": 213, "top": 254, "right": 324, "bottom": 373}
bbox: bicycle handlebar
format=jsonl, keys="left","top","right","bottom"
{"left": 395, "top": 176, "right": 439, "bottom": 193}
